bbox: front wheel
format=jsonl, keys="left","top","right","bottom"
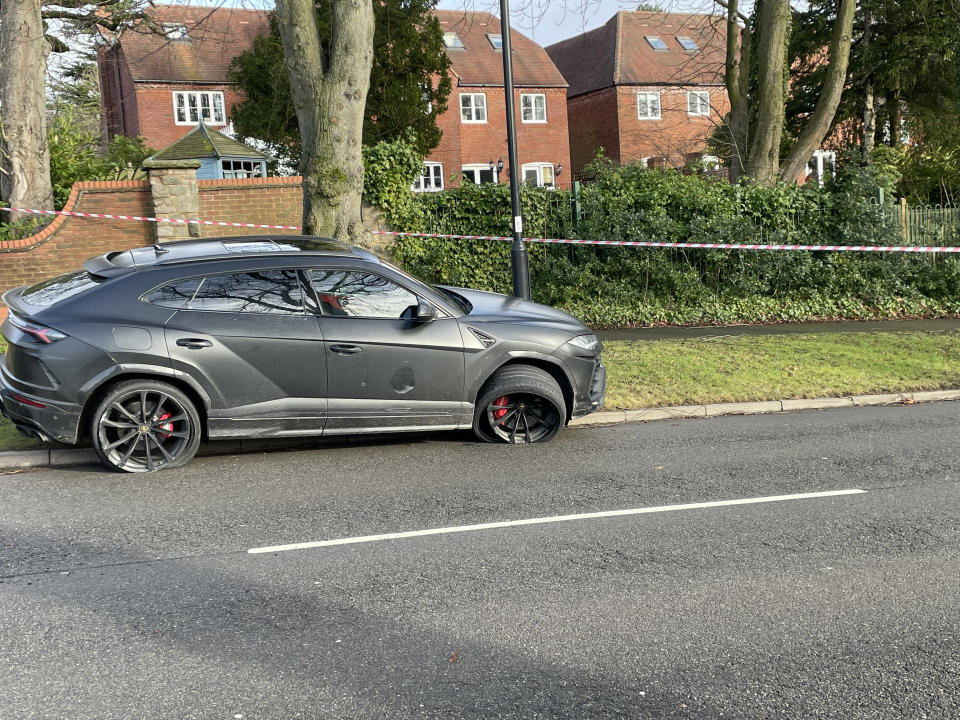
{"left": 473, "top": 365, "right": 567, "bottom": 444}
{"left": 90, "top": 380, "right": 201, "bottom": 473}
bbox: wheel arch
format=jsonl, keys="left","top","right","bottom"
{"left": 477, "top": 356, "right": 574, "bottom": 421}
{"left": 78, "top": 371, "right": 210, "bottom": 444}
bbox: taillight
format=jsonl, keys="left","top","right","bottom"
{"left": 7, "top": 312, "right": 67, "bottom": 344}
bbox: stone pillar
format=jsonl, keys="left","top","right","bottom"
{"left": 144, "top": 159, "right": 202, "bottom": 242}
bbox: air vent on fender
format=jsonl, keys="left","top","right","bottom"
{"left": 468, "top": 326, "right": 496, "bottom": 348}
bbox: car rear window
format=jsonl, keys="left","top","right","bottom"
{"left": 21, "top": 270, "right": 103, "bottom": 306}
{"left": 146, "top": 271, "right": 305, "bottom": 314}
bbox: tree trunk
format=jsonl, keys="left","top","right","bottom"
{"left": 889, "top": 80, "right": 902, "bottom": 147}
{"left": 724, "top": 0, "right": 750, "bottom": 182}
{"left": 746, "top": 0, "right": 790, "bottom": 185}
{"left": 274, "top": 0, "right": 374, "bottom": 244}
{"left": 779, "top": 0, "right": 856, "bottom": 183}
{"left": 863, "top": 80, "right": 876, "bottom": 158}
{"left": 0, "top": 0, "right": 54, "bottom": 214}
{"left": 860, "top": 6, "right": 875, "bottom": 161}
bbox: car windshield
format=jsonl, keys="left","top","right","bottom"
{"left": 431, "top": 285, "right": 472, "bottom": 314}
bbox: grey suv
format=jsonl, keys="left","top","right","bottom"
{"left": 0, "top": 237, "right": 605, "bottom": 472}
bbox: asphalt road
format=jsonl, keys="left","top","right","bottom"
{"left": 1, "top": 402, "right": 958, "bottom": 719}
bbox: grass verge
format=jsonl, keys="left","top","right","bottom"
{"left": 0, "top": 330, "right": 958, "bottom": 453}
{"left": 603, "top": 330, "right": 960, "bottom": 409}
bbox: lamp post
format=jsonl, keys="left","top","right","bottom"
{"left": 498, "top": 0, "right": 531, "bottom": 299}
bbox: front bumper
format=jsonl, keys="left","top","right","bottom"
{"left": 562, "top": 354, "right": 606, "bottom": 420}
{"left": 0, "top": 362, "right": 83, "bottom": 444}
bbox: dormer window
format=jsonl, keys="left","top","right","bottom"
{"left": 162, "top": 23, "right": 190, "bottom": 42}
{"left": 645, "top": 36, "right": 669, "bottom": 51}
{"left": 443, "top": 31, "right": 464, "bottom": 49}
{"left": 487, "top": 34, "right": 503, "bottom": 50}
{"left": 676, "top": 36, "right": 699, "bottom": 51}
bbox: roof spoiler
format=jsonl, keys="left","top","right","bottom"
{"left": 82, "top": 250, "right": 138, "bottom": 279}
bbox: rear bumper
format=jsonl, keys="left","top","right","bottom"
{"left": 0, "top": 363, "right": 83, "bottom": 444}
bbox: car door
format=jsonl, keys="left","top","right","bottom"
{"left": 307, "top": 267, "right": 465, "bottom": 433}
{"left": 157, "top": 269, "right": 328, "bottom": 438}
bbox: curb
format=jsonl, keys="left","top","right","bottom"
{"left": 2, "top": 389, "right": 958, "bottom": 471}
{"left": 567, "top": 389, "right": 960, "bottom": 427}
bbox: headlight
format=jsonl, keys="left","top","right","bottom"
{"left": 567, "top": 334, "right": 601, "bottom": 352}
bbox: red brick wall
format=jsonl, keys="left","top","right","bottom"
{"left": 0, "top": 177, "right": 305, "bottom": 301}
{"left": 129, "top": 83, "right": 246, "bottom": 150}
{"left": 198, "top": 177, "right": 302, "bottom": 237}
{"left": 425, "top": 86, "right": 571, "bottom": 187}
{"left": 98, "top": 47, "right": 142, "bottom": 140}
{"left": 615, "top": 85, "right": 729, "bottom": 166}
{"left": 0, "top": 181, "right": 154, "bottom": 297}
{"left": 566, "top": 87, "right": 621, "bottom": 174}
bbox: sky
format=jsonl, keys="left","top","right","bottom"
{"left": 434, "top": 0, "right": 722, "bottom": 47}
{"left": 145, "top": 0, "right": 726, "bottom": 49}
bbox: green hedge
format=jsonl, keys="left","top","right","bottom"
{"left": 366, "top": 149, "right": 960, "bottom": 327}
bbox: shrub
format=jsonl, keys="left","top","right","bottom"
{"left": 374, "top": 161, "right": 960, "bottom": 327}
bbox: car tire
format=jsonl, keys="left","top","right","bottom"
{"left": 90, "top": 379, "right": 202, "bottom": 473}
{"left": 473, "top": 364, "right": 567, "bottom": 444}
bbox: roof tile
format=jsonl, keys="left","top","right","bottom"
{"left": 547, "top": 11, "right": 727, "bottom": 97}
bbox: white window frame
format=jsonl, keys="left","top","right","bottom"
{"left": 220, "top": 159, "right": 263, "bottom": 179}
{"left": 412, "top": 162, "right": 443, "bottom": 192}
{"left": 460, "top": 93, "right": 487, "bottom": 123}
{"left": 443, "top": 31, "right": 464, "bottom": 49}
{"left": 462, "top": 164, "right": 498, "bottom": 185}
{"left": 520, "top": 93, "right": 546, "bottom": 123}
{"left": 645, "top": 36, "right": 669, "bottom": 51}
{"left": 687, "top": 90, "right": 710, "bottom": 117}
{"left": 521, "top": 163, "right": 555, "bottom": 188}
{"left": 636, "top": 91, "right": 661, "bottom": 120}
{"left": 806, "top": 150, "right": 836, "bottom": 187}
{"left": 173, "top": 91, "right": 227, "bottom": 126}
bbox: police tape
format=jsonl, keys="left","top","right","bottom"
{"left": 7, "top": 206, "right": 960, "bottom": 254}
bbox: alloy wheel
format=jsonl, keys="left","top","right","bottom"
{"left": 96, "top": 388, "right": 195, "bottom": 472}
{"left": 485, "top": 393, "right": 562, "bottom": 443}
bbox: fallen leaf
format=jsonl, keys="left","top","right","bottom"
{"left": 449, "top": 652, "right": 458, "bottom": 663}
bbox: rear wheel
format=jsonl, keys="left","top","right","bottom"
{"left": 473, "top": 365, "right": 566, "bottom": 444}
{"left": 90, "top": 380, "right": 201, "bottom": 473}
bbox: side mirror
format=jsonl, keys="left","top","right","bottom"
{"left": 416, "top": 298, "right": 438, "bottom": 323}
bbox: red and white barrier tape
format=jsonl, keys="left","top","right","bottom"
{"left": 8, "top": 207, "right": 302, "bottom": 231}
{"left": 6, "top": 206, "right": 960, "bottom": 254}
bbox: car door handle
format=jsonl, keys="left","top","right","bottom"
{"left": 176, "top": 338, "right": 213, "bottom": 350}
{"left": 330, "top": 343, "right": 362, "bottom": 355}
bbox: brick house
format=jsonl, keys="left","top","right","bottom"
{"left": 97, "top": 6, "right": 268, "bottom": 150}
{"left": 546, "top": 11, "right": 729, "bottom": 174}
{"left": 421, "top": 11, "right": 571, "bottom": 191}
{"left": 98, "top": 7, "right": 571, "bottom": 192}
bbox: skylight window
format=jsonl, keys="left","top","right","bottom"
{"left": 487, "top": 34, "right": 503, "bottom": 50}
{"left": 162, "top": 23, "right": 190, "bottom": 42}
{"left": 676, "top": 36, "right": 699, "bottom": 51}
{"left": 645, "top": 35, "right": 669, "bottom": 51}
{"left": 443, "top": 31, "right": 464, "bottom": 49}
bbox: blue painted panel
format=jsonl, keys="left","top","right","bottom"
{"left": 196, "top": 158, "right": 220, "bottom": 180}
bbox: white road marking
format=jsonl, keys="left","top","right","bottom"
{"left": 247, "top": 488, "right": 866, "bottom": 555}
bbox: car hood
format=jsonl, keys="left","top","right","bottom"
{"left": 441, "top": 286, "right": 587, "bottom": 332}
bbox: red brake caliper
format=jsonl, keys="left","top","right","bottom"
{"left": 492, "top": 395, "right": 510, "bottom": 424}
{"left": 157, "top": 412, "right": 174, "bottom": 438}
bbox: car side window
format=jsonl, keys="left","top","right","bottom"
{"left": 310, "top": 270, "right": 418, "bottom": 319}
{"left": 144, "top": 277, "right": 204, "bottom": 309}
{"left": 187, "top": 271, "right": 304, "bottom": 314}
